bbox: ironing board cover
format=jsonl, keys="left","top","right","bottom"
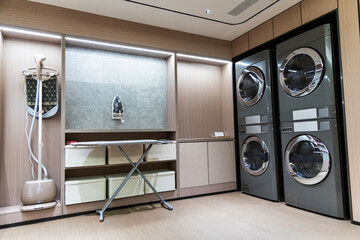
{"left": 71, "top": 139, "right": 174, "bottom": 147}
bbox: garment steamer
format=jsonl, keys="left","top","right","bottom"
{"left": 20, "top": 55, "right": 59, "bottom": 212}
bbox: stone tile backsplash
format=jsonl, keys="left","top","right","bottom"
{"left": 65, "top": 47, "right": 167, "bottom": 130}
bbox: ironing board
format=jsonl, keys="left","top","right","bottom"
{"left": 71, "top": 139, "right": 174, "bottom": 222}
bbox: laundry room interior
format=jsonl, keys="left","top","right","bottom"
{"left": 1, "top": 0, "right": 360, "bottom": 238}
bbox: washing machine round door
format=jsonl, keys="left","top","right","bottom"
{"left": 285, "top": 135, "right": 331, "bottom": 185}
{"left": 241, "top": 136, "right": 269, "bottom": 176}
{"left": 279, "top": 47, "right": 324, "bottom": 97}
{"left": 236, "top": 66, "right": 265, "bottom": 106}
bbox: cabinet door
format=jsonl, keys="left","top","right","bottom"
{"left": 301, "top": 0, "right": 337, "bottom": 24}
{"left": 208, "top": 141, "right": 236, "bottom": 184}
{"left": 179, "top": 142, "right": 208, "bottom": 188}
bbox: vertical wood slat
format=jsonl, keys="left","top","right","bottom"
{"left": 60, "top": 35, "right": 66, "bottom": 214}
{"left": 167, "top": 55, "right": 177, "bottom": 131}
{"left": 301, "top": 0, "right": 337, "bottom": 24}
{"left": 0, "top": 31, "right": 4, "bottom": 208}
{"left": 221, "top": 63, "right": 234, "bottom": 138}
{"left": 337, "top": 0, "right": 360, "bottom": 222}
{"left": 177, "top": 61, "right": 222, "bottom": 139}
{"left": 273, "top": 3, "right": 302, "bottom": 38}
{"left": 249, "top": 19, "right": 274, "bottom": 49}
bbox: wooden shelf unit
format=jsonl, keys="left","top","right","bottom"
{"left": 61, "top": 36, "right": 178, "bottom": 215}
{"left": 175, "top": 54, "right": 236, "bottom": 192}
{"left": 65, "top": 160, "right": 176, "bottom": 178}
{"left": 0, "top": 26, "right": 236, "bottom": 226}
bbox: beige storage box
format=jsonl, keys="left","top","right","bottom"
{"left": 143, "top": 169, "right": 175, "bottom": 194}
{"left": 65, "top": 145, "right": 106, "bottom": 167}
{"left": 65, "top": 176, "right": 106, "bottom": 205}
{"left": 106, "top": 173, "right": 144, "bottom": 199}
{"left": 108, "top": 145, "right": 144, "bottom": 164}
{"left": 144, "top": 142, "right": 176, "bottom": 162}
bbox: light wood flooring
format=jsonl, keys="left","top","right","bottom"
{"left": 1, "top": 192, "right": 360, "bottom": 240}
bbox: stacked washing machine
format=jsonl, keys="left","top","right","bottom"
{"left": 235, "top": 49, "right": 282, "bottom": 201}
{"left": 276, "top": 24, "right": 348, "bottom": 218}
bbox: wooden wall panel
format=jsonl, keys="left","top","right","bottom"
{"left": 179, "top": 142, "right": 208, "bottom": 188}
{"left": 301, "top": 0, "right": 337, "bottom": 24}
{"left": 221, "top": 63, "right": 234, "bottom": 138}
{"left": 231, "top": 33, "right": 249, "bottom": 58}
{"left": 208, "top": 141, "right": 236, "bottom": 184}
{"left": 0, "top": 0, "right": 231, "bottom": 59}
{"left": 249, "top": 19, "right": 274, "bottom": 49}
{"left": 167, "top": 55, "right": 176, "bottom": 130}
{"left": 0, "top": 31, "right": 3, "bottom": 208}
{"left": 338, "top": 0, "right": 360, "bottom": 223}
{"left": 177, "top": 61, "right": 222, "bottom": 139}
{"left": 273, "top": 4, "right": 302, "bottom": 38}
{"left": 0, "top": 38, "right": 62, "bottom": 207}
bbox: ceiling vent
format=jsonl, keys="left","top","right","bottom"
{"left": 227, "top": 0, "right": 259, "bottom": 16}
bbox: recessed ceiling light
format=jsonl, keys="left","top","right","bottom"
{"left": 205, "top": 9, "right": 211, "bottom": 14}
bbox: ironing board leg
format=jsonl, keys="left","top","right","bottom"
{"left": 96, "top": 209, "right": 104, "bottom": 222}
{"left": 95, "top": 145, "right": 153, "bottom": 222}
{"left": 118, "top": 145, "right": 173, "bottom": 211}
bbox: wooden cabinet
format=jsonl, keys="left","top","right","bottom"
{"left": 273, "top": 4, "right": 302, "bottom": 38}
{"left": 179, "top": 141, "right": 236, "bottom": 189}
{"left": 176, "top": 55, "right": 235, "bottom": 194}
{"left": 301, "top": 0, "right": 337, "bottom": 24}
{"left": 231, "top": 33, "right": 249, "bottom": 57}
{"left": 178, "top": 142, "right": 208, "bottom": 188}
{"left": 208, "top": 141, "right": 236, "bottom": 185}
{"left": 249, "top": 19, "right": 274, "bottom": 49}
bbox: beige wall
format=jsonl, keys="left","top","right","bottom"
{"left": 0, "top": 0, "right": 232, "bottom": 59}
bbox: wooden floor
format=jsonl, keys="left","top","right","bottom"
{"left": 1, "top": 192, "right": 360, "bottom": 240}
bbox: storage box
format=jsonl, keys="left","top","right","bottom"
{"left": 144, "top": 142, "right": 176, "bottom": 161}
{"left": 143, "top": 169, "right": 175, "bottom": 194}
{"left": 108, "top": 145, "right": 144, "bottom": 164}
{"left": 106, "top": 173, "right": 144, "bottom": 199}
{"left": 65, "top": 145, "right": 106, "bottom": 167}
{"left": 65, "top": 176, "right": 106, "bottom": 205}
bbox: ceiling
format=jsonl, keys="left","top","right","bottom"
{"left": 29, "top": 0, "right": 301, "bottom": 41}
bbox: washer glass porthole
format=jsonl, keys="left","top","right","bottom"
{"left": 285, "top": 135, "right": 331, "bottom": 185}
{"left": 241, "top": 136, "right": 269, "bottom": 176}
{"left": 236, "top": 66, "right": 265, "bottom": 106}
{"left": 279, "top": 47, "right": 324, "bottom": 97}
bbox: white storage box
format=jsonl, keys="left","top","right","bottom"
{"left": 106, "top": 173, "right": 144, "bottom": 199}
{"left": 143, "top": 169, "right": 175, "bottom": 194}
{"left": 144, "top": 142, "right": 176, "bottom": 162}
{"left": 65, "top": 176, "right": 106, "bottom": 205}
{"left": 65, "top": 145, "right": 106, "bottom": 167}
{"left": 108, "top": 145, "right": 144, "bottom": 164}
